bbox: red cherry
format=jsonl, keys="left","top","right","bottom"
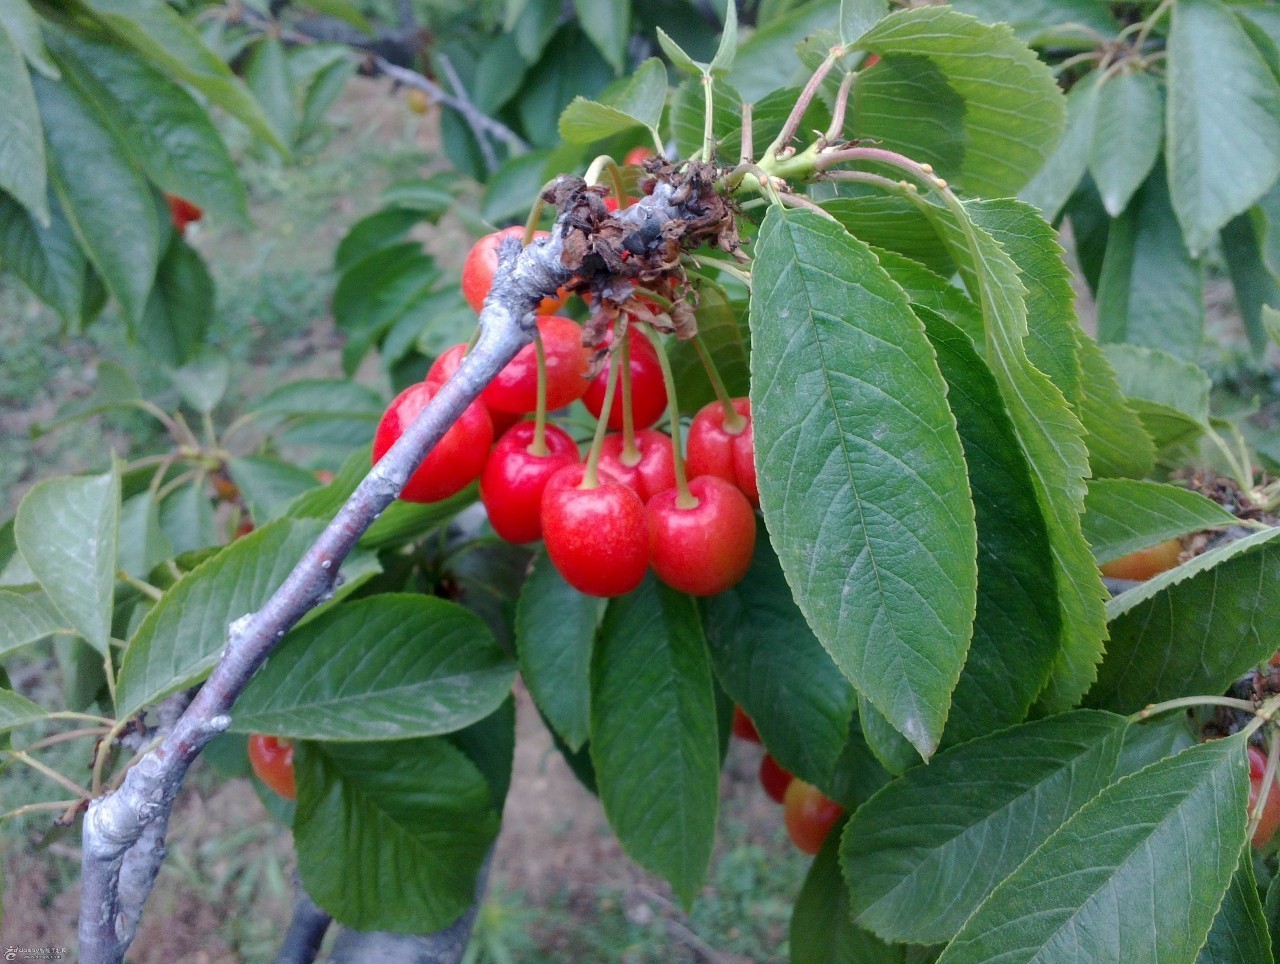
{"left": 373, "top": 382, "right": 493, "bottom": 503}
{"left": 1249, "top": 746, "right": 1280, "bottom": 847}
{"left": 462, "top": 226, "right": 566, "bottom": 316}
{"left": 480, "top": 423, "right": 579, "bottom": 543}
{"left": 582, "top": 326, "right": 668, "bottom": 431}
{"left": 604, "top": 194, "right": 632, "bottom": 212}
{"left": 248, "top": 734, "right": 296, "bottom": 801}
{"left": 598, "top": 430, "right": 677, "bottom": 503}
{"left": 541, "top": 464, "right": 649, "bottom": 597}
{"left": 686, "top": 397, "right": 758, "bottom": 507}
{"left": 425, "top": 343, "right": 469, "bottom": 391}
{"left": 760, "top": 754, "right": 793, "bottom": 804}
{"left": 646, "top": 476, "right": 756, "bottom": 596}
{"left": 784, "top": 780, "right": 842, "bottom": 855}
{"left": 481, "top": 316, "right": 590, "bottom": 415}
{"left": 166, "top": 194, "right": 203, "bottom": 234}
{"left": 624, "top": 146, "right": 653, "bottom": 166}
{"left": 731, "top": 706, "right": 760, "bottom": 743}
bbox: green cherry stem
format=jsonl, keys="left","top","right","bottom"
{"left": 692, "top": 336, "right": 747, "bottom": 433}
{"left": 581, "top": 336, "right": 622, "bottom": 490}
{"left": 522, "top": 178, "right": 558, "bottom": 246}
{"left": 528, "top": 331, "right": 550, "bottom": 457}
{"left": 1131, "top": 695, "right": 1258, "bottom": 722}
{"left": 618, "top": 317, "right": 640, "bottom": 464}
{"left": 642, "top": 325, "right": 697, "bottom": 510}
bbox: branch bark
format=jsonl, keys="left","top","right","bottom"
{"left": 77, "top": 180, "right": 694, "bottom": 963}
{"left": 275, "top": 874, "right": 333, "bottom": 964}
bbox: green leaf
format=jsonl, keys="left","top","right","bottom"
{"left": 303, "top": 0, "right": 371, "bottom": 32}
{"left": 115, "top": 517, "right": 325, "bottom": 718}
{"left": 703, "top": 530, "right": 857, "bottom": 795}
{"left": 515, "top": 550, "right": 600, "bottom": 752}
{"left": 933, "top": 198, "right": 1105, "bottom": 714}
{"left": 730, "top": 1, "right": 839, "bottom": 102}
{"left": 32, "top": 71, "right": 160, "bottom": 325}
{"left": 250, "top": 379, "right": 384, "bottom": 421}
{"left": 0, "top": 20, "right": 46, "bottom": 224}
{"left": 294, "top": 737, "right": 499, "bottom": 931}
{"left": 1266, "top": 305, "right": 1280, "bottom": 350}
{"left": 823, "top": 195, "right": 955, "bottom": 277}
{"left": 1103, "top": 343, "right": 1211, "bottom": 450}
{"left": 0, "top": 688, "right": 45, "bottom": 735}
{"left": 1019, "top": 72, "right": 1100, "bottom": 224}
{"left": 509, "top": 0, "right": 559, "bottom": 63}
{"left": 1074, "top": 329, "right": 1158, "bottom": 479}
{"left": 1089, "top": 68, "right": 1163, "bottom": 217}
{"left": 573, "top": 0, "right": 628, "bottom": 74}
{"left": 919, "top": 311, "right": 1062, "bottom": 747}
{"left": 231, "top": 595, "right": 513, "bottom": 741}
{"left": 82, "top": 0, "right": 288, "bottom": 156}
{"left": 1167, "top": 0, "right": 1280, "bottom": 254}
{"left": 14, "top": 468, "right": 118, "bottom": 654}
{"left": 225, "top": 456, "right": 320, "bottom": 524}
{"left": 558, "top": 57, "right": 666, "bottom": 143}
{"left": 793, "top": 818, "right": 903, "bottom": 964}
{"left": 139, "top": 234, "right": 215, "bottom": 367}
{"left": 591, "top": 576, "right": 719, "bottom": 908}
{"left": 1267, "top": 873, "right": 1280, "bottom": 961}
{"left": 48, "top": 29, "right": 246, "bottom": 223}
{"left": 854, "top": 7, "right": 1066, "bottom": 197}
{"left": 334, "top": 208, "right": 422, "bottom": 274}
{"left": 166, "top": 345, "right": 229, "bottom": 415}
{"left": 937, "top": 736, "right": 1248, "bottom": 964}
{"left": 1115, "top": 714, "right": 1197, "bottom": 780}
{"left": 750, "top": 208, "right": 977, "bottom": 758}
{"left": 0, "top": 590, "right": 68, "bottom": 660}
{"left": 332, "top": 242, "right": 438, "bottom": 375}
{"left": 159, "top": 483, "right": 215, "bottom": 556}
{"left": 840, "top": 0, "right": 888, "bottom": 47}
{"left": 117, "top": 492, "right": 172, "bottom": 580}
{"left": 950, "top": 0, "right": 1118, "bottom": 47}
{"left": 0, "top": 0, "right": 58, "bottom": 77}
{"left": 1198, "top": 854, "right": 1271, "bottom": 964}
{"left": 515, "top": 26, "right": 615, "bottom": 151}
{"left": 0, "top": 188, "right": 86, "bottom": 326}
{"left": 668, "top": 282, "right": 749, "bottom": 415}
{"left": 1082, "top": 479, "right": 1237, "bottom": 566}
{"left": 843, "top": 710, "right": 1127, "bottom": 945}
{"left": 245, "top": 36, "right": 297, "bottom": 149}
{"left": 657, "top": 27, "right": 704, "bottom": 78}
{"left": 1087, "top": 526, "right": 1280, "bottom": 714}
{"left": 1097, "top": 164, "right": 1204, "bottom": 360}
{"left": 1222, "top": 210, "right": 1280, "bottom": 356}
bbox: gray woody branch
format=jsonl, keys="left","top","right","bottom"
{"left": 77, "top": 180, "right": 689, "bottom": 964}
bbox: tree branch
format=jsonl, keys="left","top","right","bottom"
{"left": 275, "top": 875, "right": 333, "bottom": 964}
{"left": 77, "top": 179, "right": 696, "bottom": 964}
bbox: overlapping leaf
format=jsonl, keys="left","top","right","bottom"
{"left": 1083, "top": 479, "right": 1237, "bottom": 565}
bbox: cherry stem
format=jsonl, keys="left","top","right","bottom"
{"left": 528, "top": 332, "right": 550, "bottom": 457}
{"left": 701, "top": 73, "right": 716, "bottom": 162}
{"left": 642, "top": 326, "right": 697, "bottom": 510}
{"left": 522, "top": 179, "right": 558, "bottom": 247}
{"left": 824, "top": 70, "right": 857, "bottom": 142}
{"left": 739, "top": 102, "right": 754, "bottom": 165}
{"left": 584, "top": 155, "right": 629, "bottom": 209}
{"left": 1248, "top": 730, "right": 1280, "bottom": 847}
{"left": 1131, "top": 695, "right": 1258, "bottom": 722}
{"left": 765, "top": 46, "right": 842, "bottom": 160}
{"left": 581, "top": 337, "right": 622, "bottom": 490}
{"left": 692, "top": 336, "right": 747, "bottom": 433}
{"left": 618, "top": 318, "right": 639, "bottom": 464}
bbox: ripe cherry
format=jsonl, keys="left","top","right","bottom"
{"left": 732, "top": 706, "right": 760, "bottom": 743}
{"left": 582, "top": 326, "right": 668, "bottom": 431}
{"left": 541, "top": 463, "right": 648, "bottom": 598}
{"left": 482, "top": 316, "right": 590, "bottom": 415}
{"left": 166, "top": 194, "right": 202, "bottom": 234}
{"left": 784, "top": 780, "right": 843, "bottom": 855}
{"left": 598, "top": 430, "right": 676, "bottom": 503}
{"left": 624, "top": 146, "right": 653, "bottom": 166}
{"left": 760, "top": 754, "right": 793, "bottom": 804}
{"left": 462, "top": 226, "right": 566, "bottom": 316}
{"left": 604, "top": 194, "right": 632, "bottom": 212}
{"left": 373, "top": 382, "right": 493, "bottom": 503}
{"left": 1248, "top": 746, "right": 1280, "bottom": 848}
{"left": 480, "top": 422, "right": 579, "bottom": 543}
{"left": 427, "top": 343, "right": 521, "bottom": 434}
{"left": 1100, "top": 539, "right": 1182, "bottom": 581}
{"left": 248, "top": 734, "right": 296, "bottom": 801}
{"left": 686, "top": 398, "right": 758, "bottom": 507}
{"left": 647, "top": 476, "right": 756, "bottom": 596}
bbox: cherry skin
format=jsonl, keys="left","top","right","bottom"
{"left": 582, "top": 326, "right": 668, "bottom": 431}
{"left": 541, "top": 464, "right": 649, "bottom": 598}
{"left": 373, "top": 382, "right": 493, "bottom": 503}
{"left": 1249, "top": 746, "right": 1280, "bottom": 848}
{"left": 686, "top": 398, "right": 758, "bottom": 508}
{"left": 598, "top": 430, "right": 677, "bottom": 503}
{"left": 427, "top": 344, "right": 521, "bottom": 435}
{"left": 647, "top": 476, "right": 756, "bottom": 596}
{"left": 624, "top": 146, "right": 653, "bottom": 166}
{"left": 166, "top": 194, "right": 202, "bottom": 234}
{"left": 732, "top": 706, "right": 760, "bottom": 743}
{"left": 1100, "top": 539, "right": 1182, "bottom": 581}
{"left": 760, "top": 754, "right": 794, "bottom": 804}
{"left": 480, "top": 423, "right": 579, "bottom": 543}
{"left": 784, "top": 780, "right": 843, "bottom": 855}
{"left": 482, "top": 316, "right": 590, "bottom": 415}
{"left": 462, "top": 226, "right": 566, "bottom": 316}
{"left": 248, "top": 734, "right": 296, "bottom": 801}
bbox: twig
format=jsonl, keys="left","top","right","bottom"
{"left": 275, "top": 874, "right": 333, "bottom": 964}
{"left": 77, "top": 179, "right": 697, "bottom": 964}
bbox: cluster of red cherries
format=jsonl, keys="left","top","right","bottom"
{"left": 372, "top": 216, "right": 760, "bottom": 599}
{"left": 732, "top": 707, "right": 844, "bottom": 855}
